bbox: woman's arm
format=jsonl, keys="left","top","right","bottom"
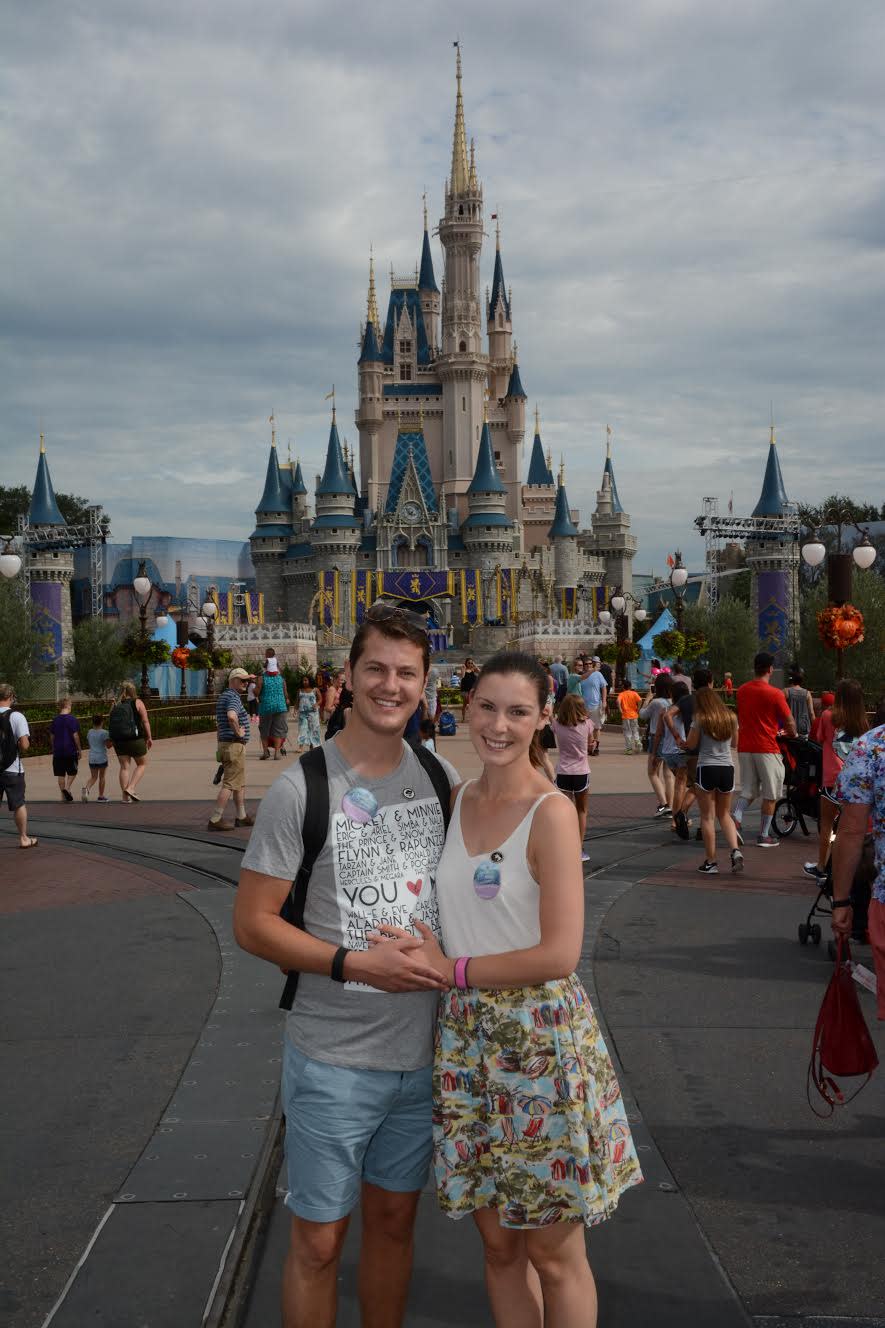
{"left": 411, "top": 796, "right": 584, "bottom": 988}
{"left": 136, "top": 699, "right": 153, "bottom": 746}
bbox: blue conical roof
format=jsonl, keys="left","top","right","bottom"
{"left": 418, "top": 227, "right": 439, "bottom": 293}
{"left": 291, "top": 460, "right": 307, "bottom": 495}
{"left": 29, "top": 445, "right": 65, "bottom": 526}
{"left": 507, "top": 359, "right": 526, "bottom": 400}
{"left": 489, "top": 247, "right": 510, "bottom": 320}
{"left": 467, "top": 421, "right": 506, "bottom": 495}
{"left": 358, "top": 319, "right": 381, "bottom": 364}
{"left": 752, "top": 436, "right": 789, "bottom": 516}
{"left": 548, "top": 483, "right": 578, "bottom": 538}
{"left": 527, "top": 431, "right": 552, "bottom": 486}
{"left": 256, "top": 443, "right": 289, "bottom": 514}
{"left": 316, "top": 415, "right": 352, "bottom": 495}
{"left": 603, "top": 455, "right": 623, "bottom": 514}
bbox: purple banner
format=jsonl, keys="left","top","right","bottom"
{"left": 757, "top": 570, "right": 789, "bottom": 664}
{"left": 30, "top": 581, "right": 64, "bottom": 665}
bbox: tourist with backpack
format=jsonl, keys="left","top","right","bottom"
{"left": 0, "top": 683, "right": 37, "bottom": 848}
{"left": 234, "top": 603, "right": 458, "bottom": 1328}
{"left": 108, "top": 681, "right": 152, "bottom": 802}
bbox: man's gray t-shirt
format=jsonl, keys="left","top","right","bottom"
{"left": 241, "top": 738, "right": 458, "bottom": 1072}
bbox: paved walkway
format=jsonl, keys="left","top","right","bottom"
{"left": 2, "top": 725, "right": 883, "bottom": 1326}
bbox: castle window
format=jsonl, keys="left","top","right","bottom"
{"left": 459, "top": 340, "right": 466, "bottom": 353}
{"left": 462, "top": 396, "right": 466, "bottom": 411}
{"left": 400, "top": 363, "right": 412, "bottom": 381}
{"left": 399, "top": 339, "right": 411, "bottom": 356}
{"left": 494, "top": 450, "right": 501, "bottom": 462}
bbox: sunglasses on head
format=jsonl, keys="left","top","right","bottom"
{"left": 366, "top": 602, "right": 428, "bottom": 632}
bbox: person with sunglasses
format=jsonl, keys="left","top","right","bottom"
{"left": 234, "top": 600, "right": 459, "bottom": 1328}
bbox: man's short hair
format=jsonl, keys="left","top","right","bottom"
{"left": 754, "top": 651, "right": 775, "bottom": 675}
{"left": 693, "top": 667, "right": 712, "bottom": 689}
{"left": 0, "top": 682, "right": 13, "bottom": 702}
{"left": 349, "top": 610, "right": 429, "bottom": 675}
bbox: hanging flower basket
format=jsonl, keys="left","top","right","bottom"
{"left": 599, "top": 640, "right": 641, "bottom": 666}
{"left": 652, "top": 629, "right": 684, "bottom": 660}
{"left": 817, "top": 603, "right": 865, "bottom": 650}
{"left": 120, "top": 631, "right": 171, "bottom": 667}
{"left": 171, "top": 646, "right": 191, "bottom": 670}
{"left": 186, "top": 646, "right": 234, "bottom": 671}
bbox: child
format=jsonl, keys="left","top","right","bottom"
{"left": 82, "top": 714, "right": 112, "bottom": 802}
{"left": 551, "top": 691, "right": 594, "bottom": 860}
{"left": 419, "top": 717, "right": 437, "bottom": 751}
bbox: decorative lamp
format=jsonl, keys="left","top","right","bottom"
{"left": 801, "top": 540, "right": 826, "bottom": 568}
{"left": 155, "top": 610, "right": 170, "bottom": 628}
{"left": 634, "top": 608, "right": 647, "bottom": 622}
{"left": 0, "top": 539, "right": 21, "bottom": 579}
{"left": 610, "top": 594, "right": 626, "bottom": 614}
{"left": 202, "top": 599, "right": 218, "bottom": 619}
{"left": 853, "top": 538, "right": 876, "bottom": 570}
{"left": 670, "top": 565, "right": 688, "bottom": 589}
{"left": 599, "top": 609, "right": 612, "bottom": 626}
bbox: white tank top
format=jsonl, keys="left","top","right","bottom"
{"left": 436, "top": 781, "right": 559, "bottom": 958}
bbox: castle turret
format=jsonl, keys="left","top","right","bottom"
{"left": 418, "top": 197, "right": 440, "bottom": 352}
{"left": 549, "top": 462, "right": 580, "bottom": 593}
{"left": 27, "top": 435, "right": 74, "bottom": 681}
{"left": 29, "top": 433, "right": 66, "bottom": 526}
{"left": 520, "top": 407, "right": 556, "bottom": 551}
{"left": 357, "top": 253, "right": 384, "bottom": 514}
{"left": 589, "top": 429, "right": 636, "bottom": 597}
{"left": 745, "top": 426, "right": 799, "bottom": 667}
{"left": 290, "top": 459, "right": 309, "bottom": 525}
{"left": 487, "top": 220, "right": 513, "bottom": 403}
{"left": 250, "top": 422, "right": 293, "bottom": 618}
{"left": 311, "top": 408, "right": 361, "bottom": 558}
{"left": 462, "top": 418, "right": 512, "bottom": 572}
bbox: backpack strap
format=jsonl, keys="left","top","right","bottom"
{"left": 412, "top": 744, "right": 452, "bottom": 833}
{"left": 278, "top": 746, "right": 330, "bottom": 1011}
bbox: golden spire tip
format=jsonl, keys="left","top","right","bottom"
{"left": 39, "top": 431, "right": 45, "bottom": 454}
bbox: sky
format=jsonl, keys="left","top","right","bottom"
{"left": 3, "top": 0, "right": 885, "bottom": 576}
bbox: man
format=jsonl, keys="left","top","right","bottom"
{"left": 830, "top": 723, "right": 885, "bottom": 1022}
{"left": 234, "top": 607, "right": 457, "bottom": 1328}
{"left": 0, "top": 683, "right": 36, "bottom": 848}
{"left": 550, "top": 653, "right": 568, "bottom": 705}
{"left": 208, "top": 667, "right": 254, "bottom": 831}
{"left": 670, "top": 661, "right": 692, "bottom": 692}
{"left": 616, "top": 681, "right": 642, "bottom": 754}
{"left": 596, "top": 653, "right": 613, "bottom": 691}
{"left": 732, "top": 651, "right": 796, "bottom": 847}
{"left": 580, "top": 658, "right": 607, "bottom": 750}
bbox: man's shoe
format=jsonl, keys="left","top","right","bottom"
{"left": 697, "top": 860, "right": 719, "bottom": 874}
{"left": 674, "top": 810, "right": 690, "bottom": 840}
{"left": 731, "top": 849, "right": 744, "bottom": 874}
{"left": 757, "top": 835, "right": 780, "bottom": 848}
{"left": 803, "top": 862, "right": 828, "bottom": 881}
{"left": 97, "top": 796, "right": 108, "bottom": 803}
{"left": 235, "top": 815, "right": 255, "bottom": 827}
{"left": 207, "top": 819, "right": 234, "bottom": 832}
{"left": 62, "top": 788, "right": 74, "bottom": 802}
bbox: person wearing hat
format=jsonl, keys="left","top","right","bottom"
{"left": 209, "top": 667, "right": 255, "bottom": 831}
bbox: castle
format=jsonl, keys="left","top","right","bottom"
{"left": 249, "top": 48, "right": 637, "bottom": 648}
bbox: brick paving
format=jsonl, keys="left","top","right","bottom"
{"left": 0, "top": 837, "right": 194, "bottom": 915}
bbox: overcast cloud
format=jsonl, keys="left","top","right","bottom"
{"left": 3, "top": 0, "right": 884, "bottom": 574}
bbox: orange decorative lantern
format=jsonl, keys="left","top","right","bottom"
{"left": 817, "top": 603, "right": 865, "bottom": 651}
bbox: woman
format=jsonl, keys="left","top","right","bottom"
{"left": 255, "top": 652, "right": 290, "bottom": 760}
{"left": 804, "top": 678, "right": 869, "bottom": 883}
{"left": 376, "top": 653, "right": 641, "bottom": 1327}
{"left": 551, "top": 691, "right": 594, "bottom": 861}
{"left": 640, "top": 673, "right": 674, "bottom": 817}
{"left": 784, "top": 667, "right": 814, "bottom": 738}
{"left": 112, "top": 681, "right": 152, "bottom": 802}
{"left": 460, "top": 657, "right": 479, "bottom": 721}
{"left": 680, "top": 687, "right": 742, "bottom": 874}
{"left": 297, "top": 674, "right": 322, "bottom": 750}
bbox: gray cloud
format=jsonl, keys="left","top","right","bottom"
{"left": 3, "top": 0, "right": 884, "bottom": 576}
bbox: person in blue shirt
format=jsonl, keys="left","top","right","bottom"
{"left": 580, "top": 662, "right": 607, "bottom": 754}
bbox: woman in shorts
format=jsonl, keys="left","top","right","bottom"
{"left": 640, "top": 672, "right": 674, "bottom": 816}
{"left": 551, "top": 691, "right": 594, "bottom": 862}
{"left": 112, "top": 681, "right": 152, "bottom": 802}
{"left": 680, "top": 686, "right": 742, "bottom": 874}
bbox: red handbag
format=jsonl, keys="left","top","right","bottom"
{"left": 808, "top": 938, "right": 879, "bottom": 1117}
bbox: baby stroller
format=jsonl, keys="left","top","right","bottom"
{"left": 774, "top": 735, "right": 823, "bottom": 839}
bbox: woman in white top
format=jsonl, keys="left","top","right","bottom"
{"left": 375, "top": 652, "right": 641, "bottom": 1327}
{"left": 639, "top": 672, "right": 675, "bottom": 816}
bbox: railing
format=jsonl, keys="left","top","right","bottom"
{"left": 16, "top": 699, "right": 217, "bottom": 757}
{"left": 215, "top": 622, "right": 317, "bottom": 643}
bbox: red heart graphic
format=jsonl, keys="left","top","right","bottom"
{"left": 406, "top": 878, "right": 422, "bottom": 896}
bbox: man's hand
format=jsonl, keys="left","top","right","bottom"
{"left": 347, "top": 935, "right": 449, "bottom": 992}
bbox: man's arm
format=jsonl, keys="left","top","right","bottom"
{"left": 227, "top": 707, "right": 246, "bottom": 740}
{"left": 233, "top": 868, "right": 448, "bottom": 992}
{"left": 830, "top": 802, "right": 869, "bottom": 937}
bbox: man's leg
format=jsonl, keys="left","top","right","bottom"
{"left": 358, "top": 1183, "right": 422, "bottom": 1328}
{"left": 283, "top": 1214, "right": 350, "bottom": 1328}
{"left": 14, "top": 802, "right": 34, "bottom": 847}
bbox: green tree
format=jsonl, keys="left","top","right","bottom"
{"left": 0, "top": 484, "right": 110, "bottom": 534}
{"left": 798, "top": 568, "right": 885, "bottom": 698}
{"left": 681, "top": 600, "right": 757, "bottom": 684}
{"left": 66, "top": 618, "right": 128, "bottom": 698}
{"left": 0, "top": 580, "right": 49, "bottom": 694}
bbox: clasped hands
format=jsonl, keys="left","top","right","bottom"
{"left": 352, "top": 921, "right": 453, "bottom": 993}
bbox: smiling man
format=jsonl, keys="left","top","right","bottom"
{"left": 234, "top": 603, "right": 458, "bottom": 1328}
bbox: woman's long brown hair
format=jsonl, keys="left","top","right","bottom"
{"left": 693, "top": 687, "right": 736, "bottom": 743}
{"left": 832, "top": 678, "right": 869, "bottom": 739}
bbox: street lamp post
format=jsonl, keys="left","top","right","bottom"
{"left": 201, "top": 594, "right": 218, "bottom": 700}
{"left": 0, "top": 535, "right": 23, "bottom": 581}
{"left": 132, "top": 561, "right": 154, "bottom": 703}
{"left": 666, "top": 551, "right": 688, "bottom": 633}
{"left": 801, "top": 520, "right": 876, "bottom": 681}
{"left": 609, "top": 589, "right": 648, "bottom": 691}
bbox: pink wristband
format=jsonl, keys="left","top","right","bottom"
{"left": 453, "top": 956, "right": 471, "bottom": 990}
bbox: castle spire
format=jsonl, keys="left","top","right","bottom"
{"left": 29, "top": 434, "right": 65, "bottom": 526}
{"left": 255, "top": 436, "right": 289, "bottom": 515}
{"left": 527, "top": 406, "right": 552, "bottom": 486}
{"left": 468, "top": 137, "right": 478, "bottom": 191}
{"left": 489, "top": 229, "right": 510, "bottom": 320}
{"left": 317, "top": 409, "right": 351, "bottom": 495}
{"left": 467, "top": 419, "right": 505, "bottom": 495}
{"left": 549, "top": 474, "right": 578, "bottom": 539}
{"left": 450, "top": 43, "right": 470, "bottom": 195}
{"left": 601, "top": 427, "right": 623, "bottom": 514}
{"left": 418, "top": 201, "right": 439, "bottom": 293}
{"left": 366, "top": 249, "right": 380, "bottom": 329}
{"left": 752, "top": 425, "right": 790, "bottom": 517}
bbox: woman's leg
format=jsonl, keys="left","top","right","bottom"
{"left": 118, "top": 755, "right": 131, "bottom": 797}
{"left": 714, "top": 789, "right": 739, "bottom": 850}
{"left": 126, "top": 756, "right": 148, "bottom": 793}
{"left": 694, "top": 786, "right": 716, "bottom": 860}
{"left": 817, "top": 797, "right": 839, "bottom": 871}
{"left": 662, "top": 763, "right": 675, "bottom": 809}
{"left": 472, "top": 1207, "right": 542, "bottom": 1328}
{"left": 647, "top": 755, "right": 666, "bottom": 806}
{"left": 524, "top": 1220, "right": 597, "bottom": 1328}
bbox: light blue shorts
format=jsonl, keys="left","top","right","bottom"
{"left": 282, "top": 1039, "right": 433, "bottom": 1223}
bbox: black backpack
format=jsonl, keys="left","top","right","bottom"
{"left": 108, "top": 699, "right": 139, "bottom": 742}
{"left": 278, "top": 743, "right": 453, "bottom": 1010}
{"left": 0, "top": 711, "right": 20, "bottom": 770}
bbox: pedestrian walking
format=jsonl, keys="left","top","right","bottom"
{"left": 0, "top": 683, "right": 37, "bottom": 848}
{"left": 803, "top": 678, "right": 869, "bottom": 883}
{"left": 109, "top": 681, "right": 153, "bottom": 802}
{"left": 81, "top": 714, "right": 112, "bottom": 801}
{"left": 680, "top": 685, "right": 742, "bottom": 874}
{"left": 551, "top": 691, "right": 594, "bottom": 860}
{"left": 245, "top": 676, "right": 259, "bottom": 720}
{"left": 49, "top": 697, "right": 81, "bottom": 802}
{"left": 784, "top": 667, "right": 814, "bottom": 738}
{"left": 579, "top": 660, "right": 607, "bottom": 753}
{"left": 550, "top": 653, "right": 568, "bottom": 705}
{"left": 255, "top": 648, "right": 290, "bottom": 760}
{"left": 208, "top": 667, "right": 254, "bottom": 832}
{"left": 296, "top": 674, "right": 322, "bottom": 750}
{"left": 460, "top": 656, "right": 479, "bottom": 720}
{"left": 640, "top": 673, "right": 675, "bottom": 816}
{"left": 616, "top": 684, "right": 642, "bottom": 753}
{"left": 732, "top": 652, "right": 796, "bottom": 847}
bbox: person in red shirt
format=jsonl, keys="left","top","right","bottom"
{"left": 732, "top": 652, "right": 796, "bottom": 847}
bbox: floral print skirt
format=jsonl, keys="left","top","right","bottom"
{"left": 433, "top": 973, "right": 643, "bottom": 1228}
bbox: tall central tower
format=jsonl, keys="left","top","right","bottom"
{"left": 437, "top": 46, "right": 488, "bottom": 516}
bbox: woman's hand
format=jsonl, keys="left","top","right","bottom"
{"left": 367, "top": 921, "right": 454, "bottom": 986}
